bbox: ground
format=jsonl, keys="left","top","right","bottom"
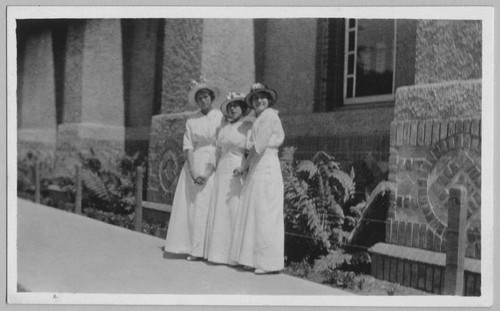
{"left": 283, "top": 250, "right": 430, "bottom": 296}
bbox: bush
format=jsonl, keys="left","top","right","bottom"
{"left": 322, "top": 269, "right": 357, "bottom": 289}
{"left": 17, "top": 148, "right": 169, "bottom": 240}
{"left": 281, "top": 147, "right": 357, "bottom": 264}
{"left": 281, "top": 146, "right": 395, "bottom": 265}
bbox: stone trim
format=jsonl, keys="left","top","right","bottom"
{"left": 17, "top": 128, "right": 57, "bottom": 145}
{"left": 394, "top": 79, "right": 481, "bottom": 120}
{"left": 57, "top": 122, "right": 126, "bottom": 142}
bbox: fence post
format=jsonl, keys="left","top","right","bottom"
{"left": 134, "top": 166, "right": 144, "bottom": 232}
{"left": 75, "top": 165, "right": 82, "bottom": 215}
{"left": 34, "top": 161, "right": 41, "bottom": 204}
{"left": 443, "top": 185, "right": 468, "bottom": 295}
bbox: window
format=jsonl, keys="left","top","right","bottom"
{"left": 343, "top": 19, "right": 396, "bottom": 104}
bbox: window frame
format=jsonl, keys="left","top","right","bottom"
{"left": 342, "top": 18, "right": 398, "bottom": 105}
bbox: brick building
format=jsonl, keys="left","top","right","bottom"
{"left": 16, "top": 17, "right": 482, "bottom": 293}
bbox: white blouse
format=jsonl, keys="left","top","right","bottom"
{"left": 247, "top": 108, "right": 285, "bottom": 155}
{"left": 183, "top": 109, "right": 223, "bottom": 151}
{"left": 216, "top": 116, "right": 254, "bottom": 159}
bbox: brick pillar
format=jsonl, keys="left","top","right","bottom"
{"left": 17, "top": 28, "right": 57, "bottom": 153}
{"left": 443, "top": 185, "right": 468, "bottom": 295}
{"left": 57, "top": 19, "right": 126, "bottom": 162}
{"left": 389, "top": 20, "right": 481, "bottom": 245}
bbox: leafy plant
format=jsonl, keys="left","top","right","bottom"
{"left": 78, "top": 148, "right": 145, "bottom": 215}
{"left": 281, "top": 146, "right": 358, "bottom": 264}
{"left": 282, "top": 146, "right": 395, "bottom": 265}
{"left": 322, "top": 269, "right": 357, "bottom": 289}
{"left": 17, "top": 150, "right": 57, "bottom": 200}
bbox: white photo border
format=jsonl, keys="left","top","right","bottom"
{"left": 5, "top": 5, "right": 495, "bottom": 307}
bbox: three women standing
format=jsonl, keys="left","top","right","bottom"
{"left": 164, "top": 80, "right": 285, "bottom": 274}
{"left": 164, "top": 79, "right": 223, "bottom": 261}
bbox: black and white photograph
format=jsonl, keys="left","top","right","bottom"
{"left": 2, "top": 3, "right": 497, "bottom": 309}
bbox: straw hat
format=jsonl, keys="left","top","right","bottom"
{"left": 220, "top": 92, "right": 249, "bottom": 118}
{"left": 187, "top": 76, "right": 220, "bottom": 106}
{"left": 244, "top": 83, "right": 278, "bottom": 107}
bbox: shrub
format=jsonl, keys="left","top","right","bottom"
{"left": 322, "top": 269, "right": 357, "bottom": 289}
{"left": 281, "top": 146, "right": 394, "bottom": 265}
{"left": 281, "top": 147, "right": 357, "bottom": 264}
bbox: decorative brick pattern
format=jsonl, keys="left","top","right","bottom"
{"left": 385, "top": 220, "right": 446, "bottom": 253}
{"left": 389, "top": 117, "right": 481, "bottom": 260}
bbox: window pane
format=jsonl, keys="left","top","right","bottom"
{"left": 348, "top": 54, "right": 354, "bottom": 75}
{"left": 346, "top": 77, "right": 354, "bottom": 98}
{"left": 348, "top": 31, "right": 355, "bottom": 51}
{"left": 349, "top": 19, "right": 356, "bottom": 29}
{"left": 355, "top": 19, "right": 394, "bottom": 97}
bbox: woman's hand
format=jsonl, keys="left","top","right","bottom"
{"left": 194, "top": 175, "right": 207, "bottom": 185}
{"left": 233, "top": 166, "right": 245, "bottom": 177}
{"left": 190, "top": 171, "right": 204, "bottom": 185}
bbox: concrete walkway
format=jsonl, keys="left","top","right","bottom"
{"left": 17, "top": 199, "right": 351, "bottom": 295}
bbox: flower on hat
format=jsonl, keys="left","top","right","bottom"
{"left": 244, "top": 82, "right": 278, "bottom": 107}
{"left": 189, "top": 76, "right": 208, "bottom": 91}
{"left": 226, "top": 92, "right": 246, "bottom": 101}
{"left": 250, "top": 83, "right": 267, "bottom": 92}
{"left": 187, "top": 76, "right": 220, "bottom": 106}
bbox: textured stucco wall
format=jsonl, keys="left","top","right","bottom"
{"left": 394, "top": 79, "right": 481, "bottom": 120}
{"left": 394, "top": 20, "right": 417, "bottom": 89}
{"left": 63, "top": 21, "right": 85, "bottom": 124}
{"left": 19, "top": 29, "right": 57, "bottom": 130}
{"left": 81, "top": 19, "right": 125, "bottom": 126}
{"left": 161, "top": 19, "right": 203, "bottom": 114}
{"left": 261, "top": 19, "right": 317, "bottom": 114}
{"left": 415, "top": 20, "right": 482, "bottom": 84}
{"left": 201, "top": 19, "right": 255, "bottom": 108}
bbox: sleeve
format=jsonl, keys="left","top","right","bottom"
{"left": 182, "top": 119, "right": 194, "bottom": 151}
{"left": 252, "top": 111, "right": 276, "bottom": 155}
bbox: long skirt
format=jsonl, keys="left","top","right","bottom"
{"left": 204, "top": 151, "right": 244, "bottom": 264}
{"left": 164, "top": 145, "right": 215, "bottom": 257}
{"left": 230, "top": 148, "right": 285, "bottom": 271}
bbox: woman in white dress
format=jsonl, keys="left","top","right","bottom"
{"left": 164, "top": 79, "right": 223, "bottom": 261}
{"left": 231, "top": 83, "right": 285, "bottom": 274}
{"left": 204, "top": 92, "right": 254, "bottom": 265}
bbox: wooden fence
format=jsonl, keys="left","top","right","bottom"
{"left": 29, "top": 162, "right": 170, "bottom": 232}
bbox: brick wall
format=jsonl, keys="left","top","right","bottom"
{"left": 388, "top": 117, "right": 481, "bottom": 260}
{"left": 284, "top": 133, "right": 390, "bottom": 163}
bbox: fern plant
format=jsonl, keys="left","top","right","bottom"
{"left": 79, "top": 148, "right": 145, "bottom": 215}
{"left": 281, "top": 146, "right": 358, "bottom": 264}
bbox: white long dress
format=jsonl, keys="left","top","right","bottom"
{"left": 164, "top": 109, "right": 223, "bottom": 257}
{"left": 204, "top": 116, "right": 254, "bottom": 264}
{"left": 230, "top": 108, "right": 285, "bottom": 271}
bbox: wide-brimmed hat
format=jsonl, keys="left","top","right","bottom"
{"left": 187, "top": 77, "right": 220, "bottom": 106}
{"left": 244, "top": 83, "right": 278, "bottom": 107}
{"left": 220, "top": 92, "right": 249, "bottom": 118}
